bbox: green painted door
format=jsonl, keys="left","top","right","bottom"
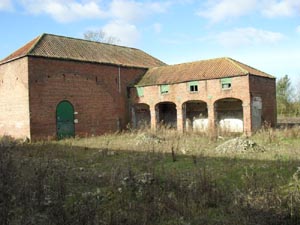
{"left": 56, "top": 101, "right": 75, "bottom": 139}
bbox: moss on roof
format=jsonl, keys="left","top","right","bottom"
{"left": 136, "top": 57, "right": 274, "bottom": 86}
{"left": 0, "top": 34, "right": 274, "bottom": 86}
{"left": 0, "top": 33, "right": 166, "bottom": 68}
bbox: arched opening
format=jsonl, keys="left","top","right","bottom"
{"left": 155, "top": 102, "right": 177, "bottom": 128}
{"left": 214, "top": 98, "right": 243, "bottom": 133}
{"left": 132, "top": 103, "right": 151, "bottom": 129}
{"left": 183, "top": 100, "right": 208, "bottom": 132}
{"left": 56, "top": 100, "right": 75, "bottom": 139}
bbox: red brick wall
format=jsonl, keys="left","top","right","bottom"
{"left": 131, "top": 75, "right": 252, "bottom": 133}
{"left": 0, "top": 58, "right": 31, "bottom": 139}
{"left": 249, "top": 75, "right": 277, "bottom": 126}
{"left": 28, "top": 57, "right": 146, "bottom": 140}
{"left": 0, "top": 55, "right": 276, "bottom": 140}
{"left": 133, "top": 76, "right": 250, "bottom": 105}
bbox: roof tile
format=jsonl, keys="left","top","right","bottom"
{"left": 0, "top": 36, "right": 41, "bottom": 63}
{"left": 137, "top": 57, "right": 274, "bottom": 86}
{"left": 0, "top": 33, "right": 165, "bottom": 68}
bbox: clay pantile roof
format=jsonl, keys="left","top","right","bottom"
{"left": 0, "top": 33, "right": 165, "bottom": 68}
{"left": 137, "top": 57, "right": 274, "bottom": 86}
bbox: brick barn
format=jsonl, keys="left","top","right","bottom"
{"left": 131, "top": 58, "right": 276, "bottom": 135}
{"left": 0, "top": 33, "right": 276, "bottom": 140}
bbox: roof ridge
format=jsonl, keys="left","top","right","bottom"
{"left": 27, "top": 33, "right": 45, "bottom": 55}
{"left": 0, "top": 35, "right": 43, "bottom": 65}
{"left": 229, "top": 57, "right": 274, "bottom": 78}
{"left": 225, "top": 57, "right": 249, "bottom": 75}
{"left": 41, "top": 33, "right": 143, "bottom": 52}
{"left": 151, "top": 57, "right": 228, "bottom": 69}
{"left": 14, "top": 33, "right": 165, "bottom": 68}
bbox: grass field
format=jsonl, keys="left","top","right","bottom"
{"left": 1, "top": 127, "right": 300, "bottom": 225}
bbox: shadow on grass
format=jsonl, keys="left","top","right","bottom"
{"left": 1, "top": 142, "right": 300, "bottom": 225}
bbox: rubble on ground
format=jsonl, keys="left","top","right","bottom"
{"left": 215, "top": 137, "right": 265, "bottom": 153}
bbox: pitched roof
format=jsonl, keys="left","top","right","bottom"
{"left": 136, "top": 57, "right": 274, "bottom": 86}
{"left": 0, "top": 33, "right": 166, "bottom": 68}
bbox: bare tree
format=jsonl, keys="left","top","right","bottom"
{"left": 83, "top": 30, "right": 120, "bottom": 44}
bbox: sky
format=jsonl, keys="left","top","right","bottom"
{"left": 1, "top": 0, "right": 300, "bottom": 83}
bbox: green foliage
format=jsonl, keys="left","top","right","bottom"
{"left": 276, "top": 75, "right": 300, "bottom": 116}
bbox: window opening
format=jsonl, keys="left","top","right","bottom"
{"left": 137, "top": 87, "right": 144, "bottom": 97}
{"left": 188, "top": 81, "right": 199, "bottom": 92}
{"left": 221, "top": 78, "right": 232, "bottom": 90}
{"left": 160, "top": 84, "right": 169, "bottom": 94}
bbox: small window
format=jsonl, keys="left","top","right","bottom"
{"left": 222, "top": 83, "right": 231, "bottom": 89}
{"left": 188, "top": 81, "right": 198, "bottom": 93}
{"left": 137, "top": 87, "right": 144, "bottom": 97}
{"left": 160, "top": 84, "right": 169, "bottom": 94}
{"left": 221, "top": 78, "right": 232, "bottom": 90}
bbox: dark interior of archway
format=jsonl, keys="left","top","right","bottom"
{"left": 135, "top": 104, "right": 150, "bottom": 128}
{"left": 215, "top": 99, "right": 243, "bottom": 120}
{"left": 186, "top": 102, "right": 208, "bottom": 121}
{"left": 158, "top": 103, "right": 177, "bottom": 128}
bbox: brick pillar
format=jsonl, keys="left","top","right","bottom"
{"left": 243, "top": 102, "right": 252, "bottom": 135}
{"left": 150, "top": 104, "right": 157, "bottom": 130}
{"left": 207, "top": 103, "right": 216, "bottom": 136}
{"left": 176, "top": 103, "right": 184, "bottom": 131}
{"left": 182, "top": 103, "right": 186, "bottom": 131}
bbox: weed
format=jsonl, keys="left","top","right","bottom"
{"left": 287, "top": 167, "right": 300, "bottom": 221}
{"left": 1, "top": 127, "right": 300, "bottom": 224}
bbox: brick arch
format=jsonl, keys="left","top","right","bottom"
{"left": 132, "top": 103, "right": 151, "bottom": 129}
{"left": 182, "top": 100, "right": 208, "bottom": 132}
{"left": 214, "top": 98, "right": 244, "bottom": 133}
{"left": 213, "top": 97, "right": 243, "bottom": 106}
{"left": 155, "top": 101, "right": 177, "bottom": 128}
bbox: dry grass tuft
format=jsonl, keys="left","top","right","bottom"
{"left": 1, "top": 127, "right": 300, "bottom": 224}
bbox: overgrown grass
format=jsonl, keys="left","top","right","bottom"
{"left": 1, "top": 127, "right": 300, "bottom": 225}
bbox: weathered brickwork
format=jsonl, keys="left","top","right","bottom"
{"left": 249, "top": 75, "right": 277, "bottom": 126}
{"left": 28, "top": 57, "right": 146, "bottom": 140}
{"left": 131, "top": 75, "right": 276, "bottom": 134}
{"left": 0, "top": 34, "right": 277, "bottom": 140}
{"left": 0, "top": 58, "right": 30, "bottom": 139}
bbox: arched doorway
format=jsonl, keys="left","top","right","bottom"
{"left": 56, "top": 100, "right": 75, "bottom": 139}
{"left": 155, "top": 102, "right": 177, "bottom": 128}
{"left": 183, "top": 100, "right": 208, "bottom": 132}
{"left": 214, "top": 98, "right": 243, "bottom": 133}
{"left": 132, "top": 103, "right": 151, "bottom": 129}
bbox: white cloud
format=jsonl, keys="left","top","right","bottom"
{"left": 18, "top": 0, "right": 171, "bottom": 23}
{"left": 216, "top": 27, "right": 285, "bottom": 47}
{"left": 147, "top": 2, "right": 170, "bottom": 13}
{"left": 16, "top": 0, "right": 170, "bottom": 48}
{"left": 262, "top": 0, "right": 300, "bottom": 17}
{"left": 102, "top": 20, "right": 140, "bottom": 47}
{"left": 197, "top": 0, "right": 257, "bottom": 23}
{"left": 109, "top": 0, "right": 143, "bottom": 22}
{"left": 20, "top": 0, "right": 106, "bottom": 23}
{"left": 297, "top": 26, "right": 300, "bottom": 34}
{"left": 109, "top": 0, "right": 170, "bottom": 22}
{"left": 197, "top": 0, "right": 300, "bottom": 23}
{"left": 0, "top": 0, "right": 13, "bottom": 11}
{"left": 95, "top": 0, "right": 171, "bottom": 46}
